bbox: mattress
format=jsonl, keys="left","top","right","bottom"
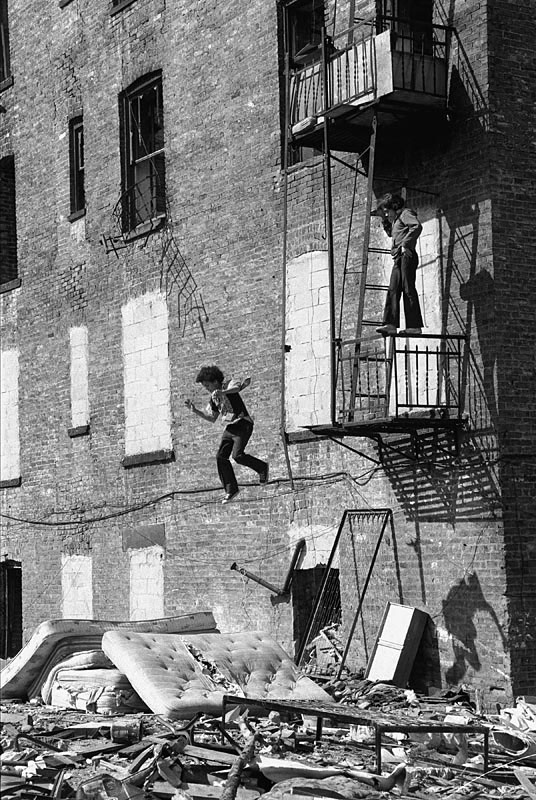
{"left": 0, "top": 612, "right": 218, "bottom": 700}
{"left": 40, "top": 649, "right": 147, "bottom": 713}
{"left": 102, "top": 630, "right": 332, "bottom": 720}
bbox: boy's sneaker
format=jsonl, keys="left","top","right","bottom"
{"left": 222, "top": 490, "right": 239, "bottom": 504}
{"left": 376, "top": 324, "right": 397, "bottom": 335}
{"left": 259, "top": 464, "right": 269, "bottom": 484}
{"left": 399, "top": 327, "right": 422, "bottom": 335}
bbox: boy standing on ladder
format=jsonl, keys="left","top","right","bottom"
{"left": 374, "top": 193, "right": 425, "bottom": 336}
{"left": 185, "top": 366, "right": 269, "bottom": 504}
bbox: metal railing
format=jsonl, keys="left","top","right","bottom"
{"left": 290, "top": 28, "right": 376, "bottom": 126}
{"left": 336, "top": 334, "right": 465, "bottom": 423}
{"left": 289, "top": 19, "right": 450, "bottom": 129}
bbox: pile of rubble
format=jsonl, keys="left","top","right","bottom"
{"left": 3, "top": 685, "right": 536, "bottom": 800}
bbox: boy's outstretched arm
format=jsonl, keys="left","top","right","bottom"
{"left": 184, "top": 399, "right": 218, "bottom": 422}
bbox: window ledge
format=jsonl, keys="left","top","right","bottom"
{"left": 0, "top": 76, "right": 14, "bottom": 93}
{"left": 0, "top": 477, "right": 21, "bottom": 489}
{"left": 124, "top": 215, "right": 166, "bottom": 242}
{"left": 68, "top": 209, "right": 86, "bottom": 223}
{"left": 0, "top": 278, "right": 21, "bottom": 294}
{"left": 68, "top": 424, "right": 90, "bottom": 438}
{"left": 122, "top": 449, "right": 175, "bottom": 468}
{"left": 110, "top": 0, "right": 137, "bottom": 15}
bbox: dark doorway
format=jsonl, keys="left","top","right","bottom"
{"left": 1, "top": 558, "right": 22, "bottom": 658}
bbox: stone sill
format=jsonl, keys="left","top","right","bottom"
{"left": 122, "top": 449, "right": 175, "bottom": 468}
{"left": 0, "top": 477, "right": 21, "bottom": 489}
{"left": 110, "top": 0, "right": 137, "bottom": 15}
{"left": 0, "top": 76, "right": 14, "bottom": 93}
{"left": 68, "top": 424, "right": 90, "bottom": 438}
{"left": 68, "top": 209, "right": 86, "bottom": 223}
{"left": 0, "top": 278, "right": 21, "bottom": 294}
{"left": 123, "top": 214, "right": 165, "bottom": 242}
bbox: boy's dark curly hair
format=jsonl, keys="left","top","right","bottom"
{"left": 195, "top": 365, "right": 224, "bottom": 385}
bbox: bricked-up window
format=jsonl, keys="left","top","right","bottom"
{"left": 120, "top": 72, "right": 165, "bottom": 232}
{"left": 69, "top": 117, "right": 85, "bottom": 217}
{"left": 0, "top": 155, "right": 17, "bottom": 285}
{"left": 0, "top": 0, "right": 11, "bottom": 85}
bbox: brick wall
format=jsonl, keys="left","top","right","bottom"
{"left": 0, "top": 0, "right": 534, "bottom": 698}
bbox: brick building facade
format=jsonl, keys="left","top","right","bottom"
{"left": 1, "top": 0, "right": 535, "bottom": 699}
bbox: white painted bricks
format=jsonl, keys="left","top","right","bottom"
{"left": 61, "top": 554, "right": 93, "bottom": 619}
{"left": 129, "top": 545, "right": 164, "bottom": 621}
{"left": 70, "top": 326, "right": 90, "bottom": 428}
{"left": 0, "top": 349, "right": 20, "bottom": 481}
{"left": 285, "top": 251, "right": 331, "bottom": 431}
{"left": 122, "top": 291, "right": 172, "bottom": 456}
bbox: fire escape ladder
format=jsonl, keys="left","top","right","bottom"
{"left": 346, "top": 114, "right": 391, "bottom": 422}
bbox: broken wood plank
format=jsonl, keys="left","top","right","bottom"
{"left": 183, "top": 746, "right": 238, "bottom": 766}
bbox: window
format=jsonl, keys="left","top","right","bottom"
{"left": 0, "top": 155, "right": 17, "bottom": 286}
{"left": 120, "top": 72, "right": 165, "bottom": 232}
{"left": 380, "top": 0, "right": 434, "bottom": 55}
{"left": 69, "top": 117, "right": 85, "bottom": 218}
{"left": 0, "top": 0, "right": 11, "bottom": 86}
{"left": 284, "top": 0, "right": 325, "bottom": 166}
{"left": 286, "top": 0, "right": 325, "bottom": 67}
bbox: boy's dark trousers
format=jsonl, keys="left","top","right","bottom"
{"left": 217, "top": 419, "right": 267, "bottom": 494}
{"left": 382, "top": 250, "right": 424, "bottom": 329}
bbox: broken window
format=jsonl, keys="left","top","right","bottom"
{"left": 0, "top": 0, "right": 11, "bottom": 86}
{"left": 0, "top": 559, "right": 22, "bottom": 659}
{"left": 119, "top": 71, "right": 166, "bottom": 232}
{"left": 0, "top": 155, "right": 18, "bottom": 286}
{"left": 69, "top": 116, "right": 85, "bottom": 218}
{"left": 287, "top": 0, "right": 325, "bottom": 67}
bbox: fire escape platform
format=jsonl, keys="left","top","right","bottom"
{"left": 293, "top": 92, "right": 448, "bottom": 152}
{"left": 303, "top": 413, "right": 463, "bottom": 440}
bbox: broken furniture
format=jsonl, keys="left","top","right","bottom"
{"left": 0, "top": 612, "right": 218, "bottom": 700}
{"left": 365, "top": 602, "right": 428, "bottom": 686}
{"left": 101, "top": 630, "right": 332, "bottom": 718}
{"left": 221, "top": 695, "right": 490, "bottom": 775}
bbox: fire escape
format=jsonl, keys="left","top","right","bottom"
{"left": 282, "top": 2, "right": 464, "bottom": 461}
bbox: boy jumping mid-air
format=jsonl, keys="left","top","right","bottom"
{"left": 185, "top": 366, "right": 269, "bottom": 504}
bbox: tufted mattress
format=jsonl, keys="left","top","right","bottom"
{"left": 40, "top": 649, "right": 148, "bottom": 714}
{"left": 0, "top": 612, "right": 218, "bottom": 700}
{"left": 101, "top": 629, "right": 332, "bottom": 719}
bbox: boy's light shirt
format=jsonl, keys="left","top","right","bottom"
{"left": 205, "top": 379, "right": 252, "bottom": 424}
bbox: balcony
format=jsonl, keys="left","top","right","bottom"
{"left": 289, "top": 22, "right": 449, "bottom": 150}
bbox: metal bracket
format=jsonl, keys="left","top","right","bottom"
{"left": 230, "top": 538, "right": 306, "bottom": 599}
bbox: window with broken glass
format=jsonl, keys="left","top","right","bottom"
{"left": 119, "top": 72, "right": 165, "bottom": 233}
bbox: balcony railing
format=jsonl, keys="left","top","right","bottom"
{"left": 336, "top": 334, "right": 465, "bottom": 424}
{"left": 289, "top": 20, "right": 449, "bottom": 132}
